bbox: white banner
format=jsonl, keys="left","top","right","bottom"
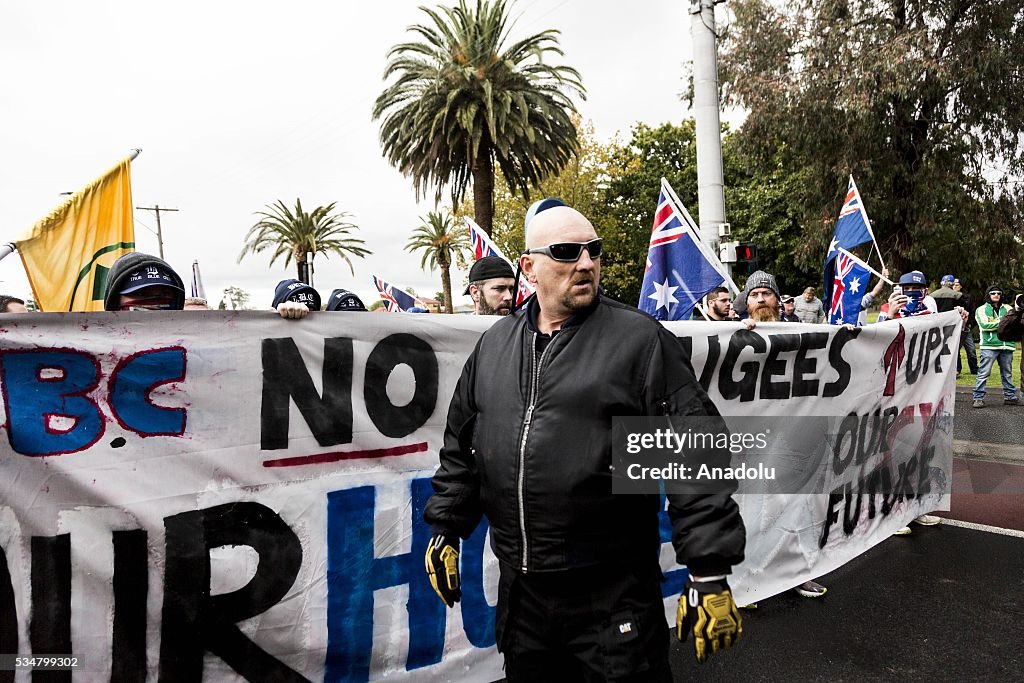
{"left": 0, "top": 311, "right": 956, "bottom": 681}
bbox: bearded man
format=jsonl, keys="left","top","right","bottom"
{"left": 737, "top": 270, "right": 828, "bottom": 598}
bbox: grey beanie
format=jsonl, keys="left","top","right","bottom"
{"left": 744, "top": 270, "right": 780, "bottom": 301}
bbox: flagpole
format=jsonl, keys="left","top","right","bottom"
{"left": 838, "top": 247, "right": 892, "bottom": 284}
{"left": 850, "top": 175, "right": 886, "bottom": 271}
{"left": 661, "top": 178, "right": 741, "bottom": 295}
{"left": 0, "top": 149, "right": 142, "bottom": 265}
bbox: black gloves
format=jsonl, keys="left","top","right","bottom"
{"left": 425, "top": 533, "right": 461, "bottom": 607}
{"left": 676, "top": 577, "right": 742, "bottom": 663}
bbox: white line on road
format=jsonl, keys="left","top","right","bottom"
{"left": 940, "top": 518, "right": 1024, "bottom": 539}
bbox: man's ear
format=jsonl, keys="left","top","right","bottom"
{"left": 469, "top": 284, "right": 480, "bottom": 303}
{"left": 520, "top": 254, "right": 536, "bottom": 283}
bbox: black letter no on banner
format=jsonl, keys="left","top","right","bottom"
{"left": 364, "top": 333, "right": 439, "bottom": 438}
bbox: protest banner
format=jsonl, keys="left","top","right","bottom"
{"left": 0, "top": 311, "right": 956, "bottom": 681}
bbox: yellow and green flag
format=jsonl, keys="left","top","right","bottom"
{"left": 16, "top": 155, "right": 136, "bottom": 311}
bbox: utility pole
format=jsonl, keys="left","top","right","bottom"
{"left": 135, "top": 204, "right": 178, "bottom": 260}
{"left": 689, "top": 0, "right": 731, "bottom": 277}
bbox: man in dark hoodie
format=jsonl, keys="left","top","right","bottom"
{"left": 103, "top": 253, "right": 186, "bottom": 311}
{"left": 271, "top": 279, "right": 321, "bottom": 319}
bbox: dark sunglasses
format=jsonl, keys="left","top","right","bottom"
{"left": 526, "top": 238, "right": 602, "bottom": 262}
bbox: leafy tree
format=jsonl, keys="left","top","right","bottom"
{"left": 405, "top": 211, "right": 469, "bottom": 313}
{"left": 455, "top": 118, "right": 616, "bottom": 260}
{"left": 719, "top": 0, "right": 1024, "bottom": 290}
{"left": 238, "top": 199, "right": 370, "bottom": 283}
{"left": 600, "top": 121, "right": 704, "bottom": 304}
{"left": 368, "top": 299, "right": 385, "bottom": 312}
{"left": 725, "top": 139, "right": 821, "bottom": 293}
{"left": 373, "top": 0, "right": 585, "bottom": 235}
{"left": 222, "top": 286, "right": 251, "bottom": 310}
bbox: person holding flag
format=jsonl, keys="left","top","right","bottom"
{"left": 638, "top": 178, "right": 738, "bottom": 321}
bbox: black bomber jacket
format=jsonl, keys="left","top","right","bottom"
{"left": 424, "top": 295, "right": 746, "bottom": 576}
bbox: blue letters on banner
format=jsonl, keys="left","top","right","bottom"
{"left": 110, "top": 347, "right": 187, "bottom": 436}
{"left": 326, "top": 477, "right": 496, "bottom": 682}
{"left": 0, "top": 349, "right": 103, "bottom": 456}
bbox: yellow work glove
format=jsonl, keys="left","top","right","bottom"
{"left": 676, "top": 577, "right": 742, "bottom": 663}
{"left": 425, "top": 534, "right": 461, "bottom": 607}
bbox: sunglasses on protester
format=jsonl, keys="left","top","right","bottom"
{"left": 525, "top": 238, "right": 602, "bottom": 262}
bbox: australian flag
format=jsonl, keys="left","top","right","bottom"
{"left": 466, "top": 217, "right": 535, "bottom": 305}
{"left": 638, "top": 181, "right": 725, "bottom": 320}
{"left": 823, "top": 176, "right": 875, "bottom": 307}
{"left": 828, "top": 249, "right": 872, "bottom": 324}
{"left": 372, "top": 275, "right": 417, "bottom": 312}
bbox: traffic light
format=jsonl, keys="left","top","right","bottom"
{"left": 734, "top": 242, "right": 758, "bottom": 274}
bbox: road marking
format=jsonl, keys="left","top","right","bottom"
{"left": 940, "top": 518, "right": 1024, "bottom": 539}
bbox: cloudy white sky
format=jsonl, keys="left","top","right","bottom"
{"left": 0, "top": 0, "right": 718, "bottom": 309}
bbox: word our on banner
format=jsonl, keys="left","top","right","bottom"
{"left": 0, "top": 311, "right": 956, "bottom": 681}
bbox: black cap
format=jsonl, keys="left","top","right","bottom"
{"left": 272, "top": 279, "right": 321, "bottom": 310}
{"left": 326, "top": 288, "right": 367, "bottom": 311}
{"left": 120, "top": 265, "right": 185, "bottom": 295}
{"left": 464, "top": 256, "right": 515, "bottom": 295}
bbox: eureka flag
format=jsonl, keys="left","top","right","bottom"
{"left": 823, "top": 176, "right": 875, "bottom": 309}
{"left": 16, "top": 155, "right": 136, "bottom": 311}
{"left": 372, "top": 275, "right": 417, "bottom": 312}
{"left": 466, "top": 217, "right": 534, "bottom": 305}
{"left": 828, "top": 248, "right": 873, "bottom": 324}
{"left": 638, "top": 179, "right": 727, "bottom": 320}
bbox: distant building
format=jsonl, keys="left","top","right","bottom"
{"left": 414, "top": 296, "right": 442, "bottom": 313}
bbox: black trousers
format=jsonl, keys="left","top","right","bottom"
{"left": 496, "top": 562, "right": 673, "bottom": 683}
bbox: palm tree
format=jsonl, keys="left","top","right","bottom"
{"left": 405, "top": 211, "right": 469, "bottom": 314}
{"left": 238, "top": 199, "right": 371, "bottom": 285}
{"left": 373, "top": 0, "right": 585, "bottom": 235}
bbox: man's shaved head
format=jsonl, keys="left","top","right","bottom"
{"left": 521, "top": 205, "right": 601, "bottom": 330}
{"left": 525, "top": 206, "right": 597, "bottom": 249}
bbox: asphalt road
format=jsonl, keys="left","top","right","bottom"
{"left": 667, "top": 524, "right": 1024, "bottom": 681}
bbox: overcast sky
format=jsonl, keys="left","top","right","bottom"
{"left": 0, "top": 0, "right": 718, "bottom": 309}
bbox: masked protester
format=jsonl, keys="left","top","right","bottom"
{"left": 886, "top": 270, "right": 965, "bottom": 532}
{"left": 103, "top": 253, "right": 186, "bottom": 311}
{"left": 424, "top": 203, "right": 745, "bottom": 678}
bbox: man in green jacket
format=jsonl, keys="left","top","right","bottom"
{"left": 973, "top": 285, "right": 1018, "bottom": 408}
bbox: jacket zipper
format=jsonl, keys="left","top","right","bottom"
{"left": 518, "top": 331, "right": 552, "bottom": 573}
